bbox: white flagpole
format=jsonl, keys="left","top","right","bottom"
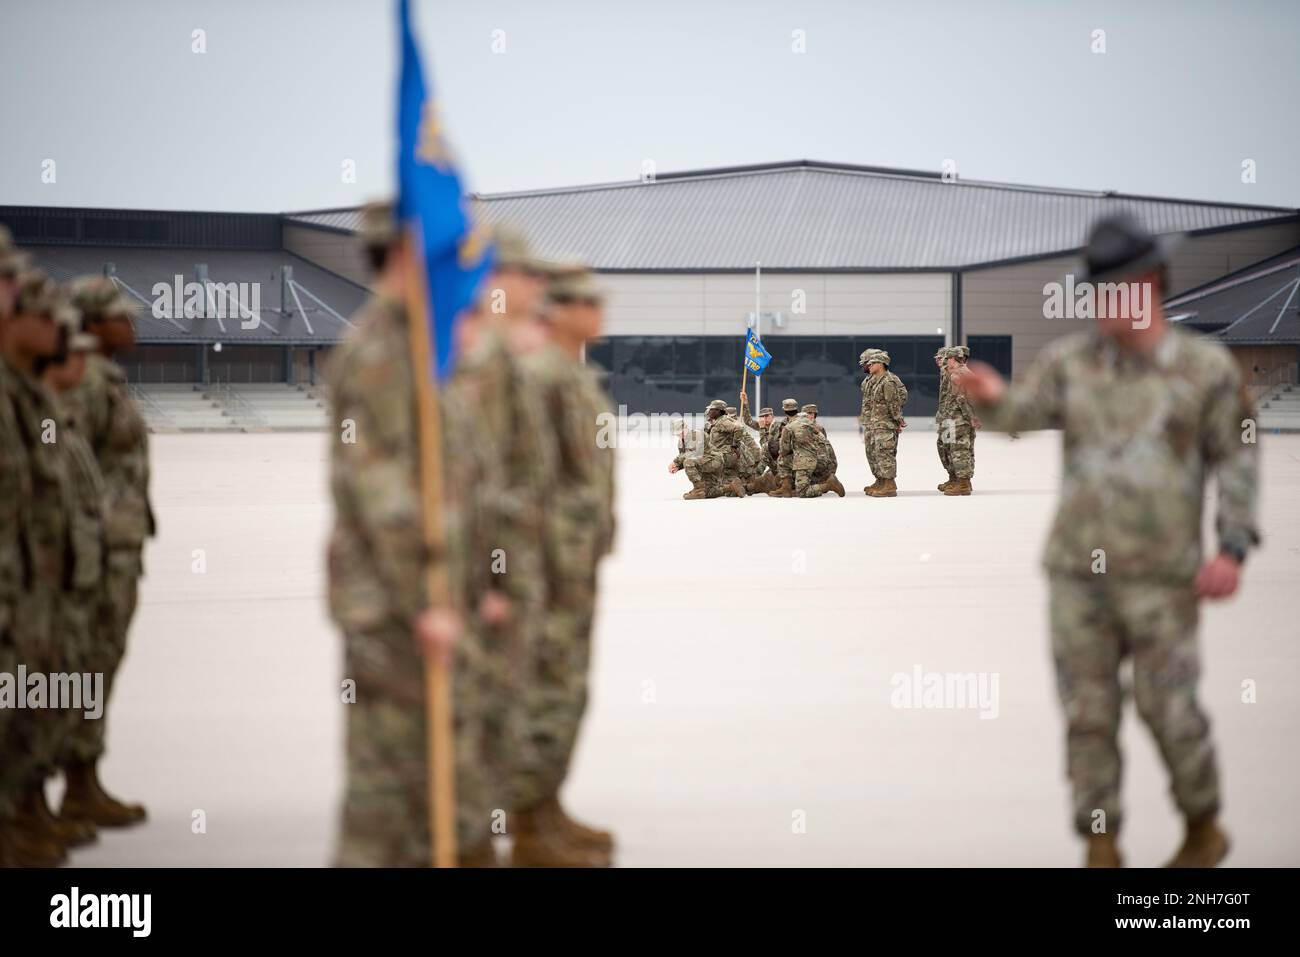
{"left": 754, "top": 261, "right": 762, "bottom": 414}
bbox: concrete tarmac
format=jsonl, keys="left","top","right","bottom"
{"left": 62, "top": 427, "right": 1300, "bottom": 866}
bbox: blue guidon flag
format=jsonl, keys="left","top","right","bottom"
{"left": 744, "top": 329, "right": 773, "bottom": 376}
{"left": 397, "top": 0, "right": 493, "bottom": 381}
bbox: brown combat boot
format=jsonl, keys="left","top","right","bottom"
{"left": 683, "top": 487, "right": 707, "bottom": 500}
{"left": 60, "top": 761, "right": 147, "bottom": 828}
{"left": 725, "top": 478, "right": 747, "bottom": 498}
{"left": 937, "top": 473, "right": 955, "bottom": 491}
{"left": 827, "top": 475, "right": 845, "bottom": 497}
{"left": 865, "top": 479, "right": 897, "bottom": 497}
{"left": 863, "top": 479, "right": 879, "bottom": 494}
{"left": 0, "top": 819, "right": 67, "bottom": 867}
{"left": 770, "top": 477, "right": 795, "bottom": 498}
{"left": 544, "top": 796, "right": 615, "bottom": 854}
{"left": 1084, "top": 833, "right": 1122, "bottom": 868}
{"left": 19, "top": 785, "right": 97, "bottom": 849}
{"left": 1165, "top": 816, "right": 1230, "bottom": 868}
{"left": 510, "top": 802, "right": 611, "bottom": 867}
{"left": 942, "top": 478, "right": 972, "bottom": 496}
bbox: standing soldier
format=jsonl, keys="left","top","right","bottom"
{"left": 859, "top": 349, "right": 907, "bottom": 497}
{"left": 787, "top": 404, "right": 845, "bottom": 498}
{"left": 768, "top": 397, "right": 801, "bottom": 497}
{"left": 513, "top": 265, "right": 617, "bottom": 866}
{"left": 668, "top": 417, "right": 706, "bottom": 498}
{"left": 958, "top": 214, "right": 1258, "bottom": 868}
{"left": 935, "top": 345, "right": 978, "bottom": 495}
{"left": 36, "top": 301, "right": 105, "bottom": 852}
{"left": 0, "top": 272, "right": 77, "bottom": 867}
{"left": 59, "top": 276, "right": 151, "bottom": 829}
{"left": 327, "top": 203, "right": 511, "bottom": 867}
{"left": 693, "top": 399, "right": 747, "bottom": 499}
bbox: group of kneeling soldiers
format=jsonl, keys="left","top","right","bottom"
{"left": 670, "top": 344, "right": 980, "bottom": 499}
{"left": 1, "top": 227, "right": 152, "bottom": 867}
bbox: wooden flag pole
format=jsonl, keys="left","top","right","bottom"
{"left": 402, "top": 226, "right": 458, "bottom": 869}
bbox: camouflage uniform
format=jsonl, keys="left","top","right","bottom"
{"left": 327, "top": 294, "right": 518, "bottom": 865}
{"left": 65, "top": 349, "right": 155, "bottom": 763}
{"left": 516, "top": 341, "right": 615, "bottom": 797}
{"left": 672, "top": 423, "right": 706, "bottom": 491}
{"left": 697, "top": 401, "right": 747, "bottom": 496}
{"left": 787, "top": 410, "right": 839, "bottom": 497}
{"left": 739, "top": 398, "right": 778, "bottom": 476}
{"left": 860, "top": 358, "right": 907, "bottom": 481}
{"left": 935, "top": 350, "right": 976, "bottom": 482}
{"left": 979, "top": 327, "right": 1259, "bottom": 835}
{"left": 771, "top": 401, "right": 799, "bottom": 483}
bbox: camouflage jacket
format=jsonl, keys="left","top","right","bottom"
{"left": 0, "top": 360, "right": 70, "bottom": 597}
{"left": 53, "top": 393, "right": 105, "bottom": 595}
{"left": 978, "top": 328, "right": 1260, "bottom": 582}
{"left": 326, "top": 295, "right": 477, "bottom": 636}
{"left": 703, "top": 412, "right": 745, "bottom": 470}
{"left": 736, "top": 421, "right": 763, "bottom": 475}
{"left": 673, "top": 427, "right": 705, "bottom": 468}
{"left": 68, "top": 354, "right": 154, "bottom": 551}
{"left": 771, "top": 414, "right": 798, "bottom": 461}
{"left": 787, "top": 414, "right": 835, "bottom": 470}
{"left": 861, "top": 371, "right": 907, "bottom": 430}
{"left": 525, "top": 344, "right": 616, "bottom": 565}
{"left": 0, "top": 359, "right": 34, "bottom": 630}
{"left": 935, "top": 365, "right": 975, "bottom": 428}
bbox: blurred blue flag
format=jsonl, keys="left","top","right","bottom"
{"left": 396, "top": 0, "right": 493, "bottom": 381}
{"left": 744, "top": 329, "right": 772, "bottom": 376}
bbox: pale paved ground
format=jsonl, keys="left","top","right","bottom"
{"left": 63, "top": 427, "right": 1300, "bottom": 867}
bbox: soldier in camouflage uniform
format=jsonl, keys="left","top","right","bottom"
{"left": 959, "top": 214, "right": 1258, "bottom": 868}
{"left": 0, "top": 271, "right": 79, "bottom": 867}
{"left": 738, "top": 391, "right": 778, "bottom": 475}
{"left": 859, "top": 348, "right": 907, "bottom": 497}
{"left": 57, "top": 276, "right": 151, "bottom": 830}
{"left": 935, "top": 345, "right": 978, "bottom": 495}
{"left": 690, "top": 399, "right": 748, "bottom": 499}
{"left": 514, "top": 265, "right": 617, "bottom": 865}
{"left": 786, "top": 404, "right": 845, "bottom": 498}
{"left": 327, "top": 203, "right": 520, "bottom": 867}
{"left": 768, "top": 397, "right": 801, "bottom": 497}
{"left": 668, "top": 417, "right": 706, "bottom": 497}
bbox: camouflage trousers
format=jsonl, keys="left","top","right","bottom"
{"left": 1, "top": 585, "right": 62, "bottom": 798}
{"left": 794, "top": 459, "right": 836, "bottom": 497}
{"left": 1049, "top": 576, "right": 1219, "bottom": 836}
{"left": 512, "top": 517, "right": 600, "bottom": 811}
{"left": 864, "top": 428, "right": 899, "bottom": 481}
{"left": 699, "top": 450, "right": 743, "bottom": 497}
{"left": 334, "top": 621, "right": 520, "bottom": 866}
{"left": 62, "top": 549, "right": 140, "bottom": 764}
{"left": 683, "top": 461, "right": 703, "bottom": 490}
{"left": 936, "top": 424, "right": 975, "bottom": 480}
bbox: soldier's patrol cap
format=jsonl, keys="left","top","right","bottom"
{"left": 801, "top": 403, "right": 818, "bottom": 415}
{"left": 492, "top": 223, "right": 549, "bottom": 274}
{"left": 781, "top": 397, "right": 798, "bottom": 412}
{"left": 1078, "top": 212, "right": 1179, "bottom": 285}
{"left": 726, "top": 406, "right": 738, "bottom": 415}
{"left": 873, "top": 350, "right": 891, "bottom": 367}
{"left": 934, "top": 346, "right": 952, "bottom": 360}
{"left": 706, "top": 399, "right": 728, "bottom": 413}
{"left": 758, "top": 406, "right": 774, "bottom": 416}
{"left": 68, "top": 275, "right": 138, "bottom": 325}
{"left": 358, "top": 200, "right": 398, "bottom": 250}
{"left": 12, "top": 271, "right": 59, "bottom": 316}
{"left": 950, "top": 345, "right": 970, "bottom": 360}
{"left": 0, "top": 225, "right": 28, "bottom": 279}
{"left": 859, "top": 348, "right": 878, "bottom": 366}
{"left": 547, "top": 266, "right": 604, "bottom": 305}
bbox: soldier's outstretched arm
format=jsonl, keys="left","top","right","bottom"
{"left": 964, "top": 350, "right": 1065, "bottom": 433}
{"left": 739, "top": 392, "right": 759, "bottom": 430}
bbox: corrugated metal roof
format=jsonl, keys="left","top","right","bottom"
{"left": 26, "top": 245, "right": 367, "bottom": 344}
{"left": 285, "top": 161, "right": 1296, "bottom": 271}
{"left": 1167, "top": 246, "right": 1300, "bottom": 344}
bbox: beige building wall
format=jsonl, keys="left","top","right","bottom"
{"left": 963, "top": 220, "right": 1300, "bottom": 377}
{"left": 600, "top": 272, "right": 951, "bottom": 339}
{"left": 283, "top": 224, "right": 369, "bottom": 287}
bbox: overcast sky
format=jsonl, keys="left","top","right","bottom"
{"left": 2, "top": 0, "right": 1297, "bottom": 212}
